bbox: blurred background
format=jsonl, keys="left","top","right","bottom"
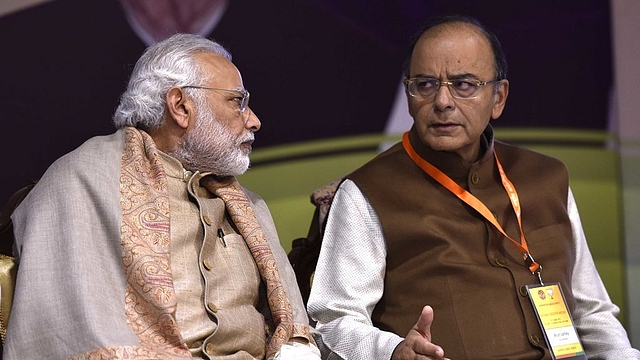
{"left": 1, "top": 0, "right": 639, "bottom": 348}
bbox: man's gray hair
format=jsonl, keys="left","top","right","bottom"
{"left": 113, "top": 33, "right": 232, "bottom": 129}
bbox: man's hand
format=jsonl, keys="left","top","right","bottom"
{"left": 391, "top": 306, "right": 448, "bottom": 360}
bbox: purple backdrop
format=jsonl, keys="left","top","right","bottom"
{"left": 0, "top": 0, "right": 611, "bottom": 204}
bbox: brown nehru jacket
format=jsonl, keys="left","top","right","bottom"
{"left": 348, "top": 127, "right": 575, "bottom": 360}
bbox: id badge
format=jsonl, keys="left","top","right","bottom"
{"left": 526, "top": 283, "right": 587, "bottom": 359}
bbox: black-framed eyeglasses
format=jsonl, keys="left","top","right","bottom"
{"left": 405, "top": 77, "right": 499, "bottom": 100}
{"left": 182, "top": 86, "right": 250, "bottom": 113}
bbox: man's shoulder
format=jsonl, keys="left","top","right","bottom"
{"left": 52, "top": 130, "right": 125, "bottom": 170}
{"left": 348, "top": 141, "right": 405, "bottom": 176}
{"left": 13, "top": 130, "right": 125, "bottom": 226}
{"left": 494, "top": 140, "right": 568, "bottom": 174}
{"left": 241, "top": 185, "right": 266, "bottom": 209}
{"left": 32, "top": 130, "right": 125, "bottom": 194}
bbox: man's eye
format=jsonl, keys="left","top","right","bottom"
{"left": 232, "top": 97, "right": 243, "bottom": 105}
{"left": 453, "top": 80, "right": 475, "bottom": 90}
{"left": 416, "top": 79, "right": 438, "bottom": 89}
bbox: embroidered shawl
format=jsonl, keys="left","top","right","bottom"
{"left": 6, "top": 127, "right": 312, "bottom": 359}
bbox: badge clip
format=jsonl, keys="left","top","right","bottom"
{"left": 524, "top": 252, "right": 544, "bottom": 285}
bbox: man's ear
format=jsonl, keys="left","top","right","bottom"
{"left": 165, "top": 87, "right": 192, "bottom": 129}
{"left": 491, "top": 79, "right": 509, "bottom": 120}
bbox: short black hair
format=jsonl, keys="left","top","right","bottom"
{"left": 402, "top": 15, "right": 508, "bottom": 81}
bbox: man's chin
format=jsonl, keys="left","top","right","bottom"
{"left": 219, "top": 161, "right": 251, "bottom": 177}
{"left": 230, "top": 164, "right": 250, "bottom": 176}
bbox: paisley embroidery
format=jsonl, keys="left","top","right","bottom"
{"left": 118, "top": 127, "right": 190, "bottom": 357}
{"left": 202, "top": 176, "right": 294, "bottom": 359}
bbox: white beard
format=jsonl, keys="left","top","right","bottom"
{"left": 169, "top": 104, "right": 253, "bottom": 176}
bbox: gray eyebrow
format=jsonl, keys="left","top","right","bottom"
{"left": 408, "top": 73, "right": 480, "bottom": 80}
{"left": 446, "top": 73, "right": 480, "bottom": 80}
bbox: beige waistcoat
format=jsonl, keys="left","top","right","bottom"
{"left": 161, "top": 152, "right": 266, "bottom": 359}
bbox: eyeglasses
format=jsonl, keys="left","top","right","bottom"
{"left": 182, "top": 86, "right": 250, "bottom": 113}
{"left": 405, "top": 77, "right": 499, "bottom": 100}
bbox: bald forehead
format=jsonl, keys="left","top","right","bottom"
{"left": 419, "top": 22, "right": 491, "bottom": 50}
{"left": 410, "top": 21, "right": 496, "bottom": 79}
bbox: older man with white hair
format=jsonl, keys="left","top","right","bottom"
{"left": 5, "top": 33, "right": 320, "bottom": 360}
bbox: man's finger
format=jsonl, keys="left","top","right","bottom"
{"left": 414, "top": 305, "right": 435, "bottom": 340}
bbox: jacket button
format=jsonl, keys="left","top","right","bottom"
{"left": 529, "top": 334, "right": 541, "bottom": 346}
{"left": 205, "top": 342, "right": 215, "bottom": 355}
{"left": 519, "top": 285, "right": 529, "bottom": 297}
{"left": 203, "top": 259, "right": 213, "bottom": 270}
{"left": 208, "top": 302, "right": 218, "bottom": 313}
{"left": 495, "top": 258, "right": 508, "bottom": 267}
{"left": 471, "top": 173, "right": 479, "bottom": 184}
{"left": 202, "top": 215, "right": 212, "bottom": 226}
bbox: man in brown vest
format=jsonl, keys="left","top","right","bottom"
{"left": 307, "top": 16, "right": 640, "bottom": 359}
{"left": 5, "top": 33, "right": 319, "bottom": 359}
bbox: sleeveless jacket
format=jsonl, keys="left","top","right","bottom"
{"left": 348, "top": 126, "right": 575, "bottom": 360}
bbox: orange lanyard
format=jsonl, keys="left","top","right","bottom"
{"left": 402, "top": 132, "right": 543, "bottom": 283}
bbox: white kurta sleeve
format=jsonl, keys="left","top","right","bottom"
{"left": 567, "top": 188, "right": 640, "bottom": 359}
{"left": 307, "top": 179, "right": 403, "bottom": 360}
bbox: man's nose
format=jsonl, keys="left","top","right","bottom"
{"left": 244, "top": 107, "right": 261, "bottom": 131}
{"left": 433, "top": 84, "right": 456, "bottom": 111}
